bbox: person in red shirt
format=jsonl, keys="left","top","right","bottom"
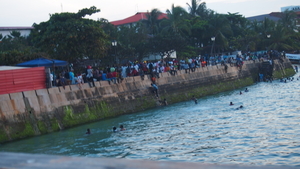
{"left": 112, "top": 71, "right": 117, "bottom": 84}
{"left": 107, "top": 71, "right": 116, "bottom": 84}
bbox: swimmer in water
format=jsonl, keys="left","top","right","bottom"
{"left": 230, "top": 102, "right": 234, "bottom": 106}
{"left": 113, "top": 126, "right": 117, "bottom": 132}
{"left": 191, "top": 95, "right": 198, "bottom": 104}
{"left": 240, "top": 91, "right": 242, "bottom": 95}
{"left": 245, "top": 88, "right": 249, "bottom": 92}
{"left": 120, "top": 125, "right": 126, "bottom": 131}
{"left": 86, "top": 128, "right": 91, "bottom": 134}
{"left": 236, "top": 105, "right": 243, "bottom": 110}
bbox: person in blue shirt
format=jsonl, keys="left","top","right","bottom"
{"left": 102, "top": 71, "right": 108, "bottom": 81}
{"left": 151, "top": 83, "right": 159, "bottom": 97}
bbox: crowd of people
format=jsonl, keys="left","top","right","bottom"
{"left": 49, "top": 50, "right": 283, "bottom": 89}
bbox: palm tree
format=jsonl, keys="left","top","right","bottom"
{"left": 161, "top": 4, "right": 190, "bottom": 35}
{"left": 279, "top": 10, "right": 297, "bottom": 32}
{"left": 186, "top": 0, "right": 208, "bottom": 19}
{"left": 267, "top": 24, "right": 294, "bottom": 51}
{"left": 144, "top": 9, "right": 164, "bottom": 35}
{"left": 207, "top": 13, "right": 232, "bottom": 53}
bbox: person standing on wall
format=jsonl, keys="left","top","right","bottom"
{"left": 86, "top": 65, "right": 95, "bottom": 87}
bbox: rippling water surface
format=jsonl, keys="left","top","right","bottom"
{"left": 1, "top": 72, "right": 300, "bottom": 166}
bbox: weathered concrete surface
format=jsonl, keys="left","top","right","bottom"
{"left": 0, "top": 59, "right": 295, "bottom": 143}
{"left": 0, "top": 152, "right": 294, "bottom": 169}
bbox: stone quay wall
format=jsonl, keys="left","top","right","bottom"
{"left": 0, "top": 59, "right": 295, "bottom": 143}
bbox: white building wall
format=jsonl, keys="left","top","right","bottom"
{"left": 281, "top": 6, "right": 300, "bottom": 12}
{"left": 0, "top": 27, "right": 33, "bottom": 39}
{"left": 144, "top": 51, "right": 177, "bottom": 61}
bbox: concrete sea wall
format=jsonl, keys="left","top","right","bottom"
{"left": 0, "top": 59, "right": 295, "bottom": 143}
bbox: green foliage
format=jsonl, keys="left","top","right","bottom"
{"left": 0, "top": 128, "right": 9, "bottom": 143}
{"left": 10, "top": 122, "right": 35, "bottom": 139}
{"left": 29, "top": 6, "right": 109, "bottom": 63}
{"left": 1, "top": 4, "right": 300, "bottom": 66}
{"left": 37, "top": 121, "right": 48, "bottom": 134}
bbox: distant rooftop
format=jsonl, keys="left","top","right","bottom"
{"left": 0, "top": 66, "right": 30, "bottom": 71}
{"left": 110, "top": 12, "right": 168, "bottom": 26}
{"left": 0, "top": 27, "right": 34, "bottom": 30}
{"left": 246, "top": 13, "right": 281, "bottom": 22}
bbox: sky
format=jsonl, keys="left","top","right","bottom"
{"left": 0, "top": 0, "right": 299, "bottom": 27}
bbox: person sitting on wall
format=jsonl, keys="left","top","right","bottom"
{"left": 107, "top": 71, "right": 116, "bottom": 84}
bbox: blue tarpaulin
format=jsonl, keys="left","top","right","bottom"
{"left": 16, "top": 58, "right": 68, "bottom": 67}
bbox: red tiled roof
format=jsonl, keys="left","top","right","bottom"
{"left": 110, "top": 12, "right": 168, "bottom": 26}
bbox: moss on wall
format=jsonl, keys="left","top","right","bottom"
{"left": 9, "top": 122, "right": 35, "bottom": 140}
{"left": 161, "top": 77, "right": 254, "bottom": 105}
{"left": 60, "top": 101, "right": 115, "bottom": 129}
{"left": 37, "top": 121, "right": 48, "bottom": 134}
{"left": 0, "top": 128, "right": 9, "bottom": 142}
{"left": 50, "top": 119, "right": 60, "bottom": 131}
{"left": 273, "top": 68, "right": 295, "bottom": 79}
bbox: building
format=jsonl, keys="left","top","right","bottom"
{"left": 0, "top": 27, "right": 34, "bottom": 38}
{"left": 281, "top": 5, "right": 300, "bottom": 12}
{"left": 110, "top": 12, "right": 168, "bottom": 27}
{"left": 246, "top": 5, "right": 300, "bottom": 28}
{"left": 246, "top": 13, "right": 281, "bottom": 22}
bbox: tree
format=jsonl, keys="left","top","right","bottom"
{"left": 29, "top": 6, "right": 109, "bottom": 63}
{"left": 117, "top": 23, "right": 150, "bottom": 62}
{"left": 161, "top": 4, "right": 190, "bottom": 36}
{"left": 267, "top": 24, "right": 295, "bottom": 51}
{"left": 144, "top": 9, "right": 164, "bottom": 35}
{"left": 207, "top": 13, "right": 232, "bottom": 53}
{"left": 0, "top": 31, "right": 37, "bottom": 65}
{"left": 279, "top": 10, "right": 297, "bottom": 32}
{"left": 186, "top": 0, "right": 208, "bottom": 18}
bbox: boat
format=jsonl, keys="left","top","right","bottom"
{"left": 286, "top": 53, "right": 300, "bottom": 64}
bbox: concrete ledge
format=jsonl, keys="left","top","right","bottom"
{"left": 133, "top": 76, "right": 142, "bottom": 82}
{"left": 94, "top": 81, "right": 101, "bottom": 87}
{"left": 48, "top": 87, "right": 60, "bottom": 94}
{"left": 81, "top": 83, "right": 91, "bottom": 89}
{"left": 23, "top": 90, "right": 40, "bottom": 115}
{"left": 99, "top": 80, "right": 110, "bottom": 87}
{"left": 0, "top": 152, "right": 291, "bottom": 169}
{"left": 161, "top": 72, "right": 169, "bottom": 77}
{"left": 125, "top": 77, "right": 134, "bottom": 83}
{"left": 0, "top": 94, "right": 10, "bottom": 101}
{"left": 59, "top": 85, "right": 71, "bottom": 92}
{"left": 69, "top": 84, "right": 80, "bottom": 91}
{"left": 36, "top": 89, "right": 52, "bottom": 112}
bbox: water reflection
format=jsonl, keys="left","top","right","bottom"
{"left": 1, "top": 71, "right": 300, "bottom": 166}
